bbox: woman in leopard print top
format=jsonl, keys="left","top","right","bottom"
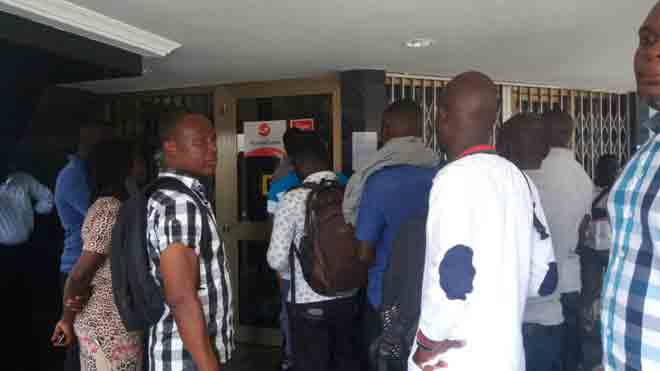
{"left": 52, "top": 140, "right": 145, "bottom": 371}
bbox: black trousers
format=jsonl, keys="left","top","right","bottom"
{"left": 580, "top": 247, "right": 610, "bottom": 371}
{"left": 288, "top": 296, "right": 360, "bottom": 371}
{"left": 561, "top": 292, "right": 582, "bottom": 371}
{"left": 362, "top": 300, "right": 382, "bottom": 371}
{"left": 60, "top": 273, "right": 81, "bottom": 371}
{"left": 1, "top": 242, "right": 32, "bottom": 371}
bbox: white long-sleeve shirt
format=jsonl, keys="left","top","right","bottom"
{"left": 410, "top": 153, "right": 557, "bottom": 371}
{"left": 527, "top": 147, "right": 594, "bottom": 294}
{"left": 523, "top": 170, "right": 564, "bottom": 326}
{"left": 0, "top": 172, "right": 53, "bottom": 246}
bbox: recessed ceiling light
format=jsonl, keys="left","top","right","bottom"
{"left": 405, "top": 38, "right": 435, "bottom": 48}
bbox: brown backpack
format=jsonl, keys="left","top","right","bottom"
{"left": 289, "top": 179, "right": 368, "bottom": 297}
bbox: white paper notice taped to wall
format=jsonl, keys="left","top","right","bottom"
{"left": 244, "top": 120, "right": 287, "bottom": 157}
{"left": 237, "top": 134, "right": 245, "bottom": 152}
{"left": 352, "top": 132, "right": 378, "bottom": 171}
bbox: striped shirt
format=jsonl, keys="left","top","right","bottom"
{"left": 602, "top": 113, "right": 660, "bottom": 371}
{"left": 146, "top": 171, "right": 234, "bottom": 370}
{"left": 0, "top": 172, "right": 53, "bottom": 246}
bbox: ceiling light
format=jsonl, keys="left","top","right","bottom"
{"left": 404, "top": 38, "right": 435, "bottom": 49}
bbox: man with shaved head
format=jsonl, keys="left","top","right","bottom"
{"left": 343, "top": 99, "right": 441, "bottom": 369}
{"left": 147, "top": 111, "right": 233, "bottom": 371}
{"left": 409, "top": 72, "right": 557, "bottom": 371}
{"left": 499, "top": 113, "right": 564, "bottom": 371}
{"left": 532, "top": 108, "right": 593, "bottom": 371}
{"left": 601, "top": 3, "right": 660, "bottom": 371}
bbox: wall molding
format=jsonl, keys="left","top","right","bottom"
{"left": 0, "top": 0, "right": 181, "bottom": 57}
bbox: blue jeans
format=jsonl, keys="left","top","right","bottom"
{"left": 522, "top": 323, "right": 563, "bottom": 371}
{"left": 281, "top": 279, "right": 293, "bottom": 359}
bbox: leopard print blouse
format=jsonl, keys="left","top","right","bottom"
{"left": 74, "top": 197, "right": 142, "bottom": 368}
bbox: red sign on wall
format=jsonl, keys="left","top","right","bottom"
{"left": 258, "top": 122, "right": 271, "bottom": 137}
{"left": 289, "top": 118, "right": 315, "bottom": 131}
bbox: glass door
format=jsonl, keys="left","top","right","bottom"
{"left": 213, "top": 75, "right": 342, "bottom": 345}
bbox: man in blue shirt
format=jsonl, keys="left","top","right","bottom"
{"left": 602, "top": 4, "right": 660, "bottom": 370}
{"left": 352, "top": 100, "right": 441, "bottom": 369}
{"left": 54, "top": 123, "right": 112, "bottom": 371}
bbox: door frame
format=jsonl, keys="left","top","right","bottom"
{"left": 213, "top": 74, "right": 342, "bottom": 345}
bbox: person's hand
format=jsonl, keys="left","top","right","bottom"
{"left": 64, "top": 295, "right": 89, "bottom": 313}
{"left": 579, "top": 214, "right": 592, "bottom": 242}
{"left": 51, "top": 320, "right": 76, "bottom": 347}
{"left": 412, "top": 339, "right": 465, "bottom": 370}
{"left": 276, "top": 273, "right": 284, "bottom": 289}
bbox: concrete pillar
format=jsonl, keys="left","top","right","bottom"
{"left": 340, "top": 70, "right": 386, "bottom": 175}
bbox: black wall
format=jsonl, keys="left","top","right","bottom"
{"left": 0, "top": 12, "right": 142, "bottom": 370}
{"left": 0, "top": 11, "right": 142, "bottom": 160}
{"left": 340, "top": 70, "right": 386, "bottom": 175}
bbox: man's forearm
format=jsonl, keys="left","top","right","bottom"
{"left": 171, "top": 295, "right": 220, "bottom": 371}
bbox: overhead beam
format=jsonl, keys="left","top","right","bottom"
{"left": 0, "top": 0, "right": 180, "bottom": 57}
{"left": 0, "top": 11, "right": 142, "bottom": 78}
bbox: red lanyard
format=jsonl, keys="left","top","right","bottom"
{"left": 457, "top": 145, "right": 497, "bottom": 159}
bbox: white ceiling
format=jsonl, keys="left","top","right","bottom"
{"left": 64, "top": 0, "right": 655, "bottom": 93}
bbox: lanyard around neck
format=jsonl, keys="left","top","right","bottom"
{"left": 456, "top": 145, "right": 497, "bottom": 160}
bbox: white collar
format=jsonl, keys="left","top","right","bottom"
{"left": 303, "top": 171, "right": 337, "bottom": 184}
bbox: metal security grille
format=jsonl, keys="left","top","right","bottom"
{"left": 386, "top": 74, "right": 504, "bottom": 153}
{"left": 103, "top": 91, "right": 214, "bottom": 183}
{"left": 386, "top": 75, "right": 447, "bottom": 152}
{"left": 386, "top": 73, "right": 632, "bottom": 178}
{"left": 105, "top": 92, "right": 214, "bottom": 138}
{"left": 510, "top": 87, "right": 631, "bottom": 177}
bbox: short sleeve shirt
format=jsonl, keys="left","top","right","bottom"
{"left": 146, "top": 171, "right": 234, "bottom": 370}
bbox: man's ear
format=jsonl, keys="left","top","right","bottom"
{"left": 163, "top": 139, "right": 176, "bottom": 157}
{"left": 437, "top": 108, "right": 449, "bottom": 129}
{"left": 380, "top": 122, "right": 390, "bottom": 143}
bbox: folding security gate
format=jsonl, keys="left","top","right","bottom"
{"left": 386, "top": 73, "right": 632, "bottom": 178}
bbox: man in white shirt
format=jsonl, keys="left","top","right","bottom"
{"left": 0, "top": 159, "right": 53, "bottom": 371}
{"left": 410, "top": 71, "right": 557, "bottom": 371}
{"left": 529, "top": 110, "right": 594, "bottom": 371}
{"left": 0, "top": 164, "right": 53, "bottom": 246}
{"left": 499, "top": 113, "right": 564, "bottom": 371}
{"left": 267, "top": 136, "right": 360, "bottom": 371}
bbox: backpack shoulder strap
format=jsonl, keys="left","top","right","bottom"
{"left": 147, "top": 177, "right": 212, "bottom": 259}
{"left": 592, "top": 186, "right": 611, "bottom": 212}
{"left": 515, "top": 167, "right": 550, "bottom": 240}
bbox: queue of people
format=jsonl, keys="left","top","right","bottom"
{"left": 265, "top": 71, "right": 590, "bottom": 371}
{"left": 1, "top": 2, "right": 658, "bottom": 370}
{"left": 49, "top": 113, "right": 235, "bottom": 371}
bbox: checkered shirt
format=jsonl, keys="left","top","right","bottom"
{"left": 146, "top": 171, "right": 234, "bottom": 371}
{"left": 602, "top": 113, "right": 660, "bottom": 371}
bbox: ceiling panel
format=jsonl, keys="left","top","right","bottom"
{"left": 65, "top": 0, "right": 656, "bottom": 93}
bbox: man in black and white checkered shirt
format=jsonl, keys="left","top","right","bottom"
{"left": 146, "top": 111, "right": 233, "bottom": 371}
